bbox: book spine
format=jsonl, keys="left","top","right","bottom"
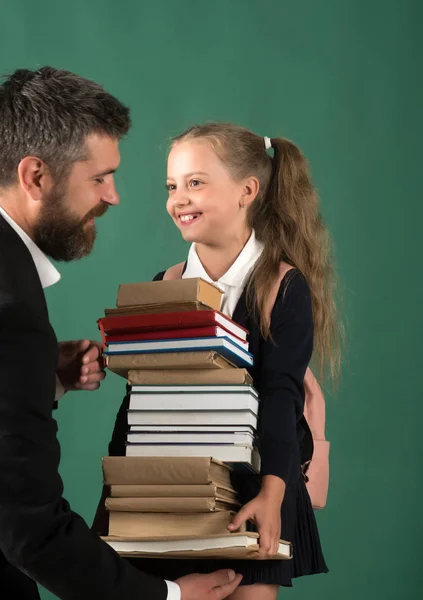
{"left": 103, "top": 457, "right": 220, "bottom": 486}
{"left": 109, "top": 484, "right": 223, "bottom": 498}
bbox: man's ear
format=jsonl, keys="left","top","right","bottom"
{"left": 17, "top": 156, "right": 53, "bottom": 201}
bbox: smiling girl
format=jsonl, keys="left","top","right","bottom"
{"left": 106, "top": 123, "right": 341, "bottom": 599}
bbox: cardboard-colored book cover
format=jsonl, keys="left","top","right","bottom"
{"left": 105, "top": 301, "right": 212, "bottom": 317}
{"left": 102, "top": 456, "right": 232, "bottom": 487}
{"left": 128, "top": 368, "right": 253, "bottom": 386}
{"left": 101, "top": 532, "right": 292, "bottom": 561}
{"left": 107, "top": 510, "right": 242, "bottom": 538}
{"left": 116, "top": 278, "right": 223, "bottom": 311}
{"left": 109, "top": 484, "right": 236, "bottom": 499}
{"left": 124, "top": 445, "right": 261, "bottom": 474}
{"left": 106, "top": 351, "right": 235, "bottom": 379}
{"left": 104, "top": 496, "right": 239, "bottom": 513}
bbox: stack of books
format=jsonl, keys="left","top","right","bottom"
{"left": 100, "top": 456, "right": 292, "bottom": 560}
{"left": 98, "top": 278, "right": 292, "bottom": 560}
{"left": 98, "top": 277, "right": 260, "bottom": 471}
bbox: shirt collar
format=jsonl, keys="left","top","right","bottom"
{"left": 183, "top": 230, "right": 264, "bottom": 290}
{"left": 0, "top": 206, "right": 61, "bottom": 289}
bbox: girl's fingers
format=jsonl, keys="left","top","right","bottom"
{"left": 258, "top": 531, "right": 272, "bottom": 558}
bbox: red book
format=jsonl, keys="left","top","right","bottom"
{"left": 106, "top": 325, "right": 248, "bottom": 348}
{"left": 98, "top": 311, "right": 247, "bottom": 342}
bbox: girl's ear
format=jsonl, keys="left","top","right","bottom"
{"left": 239, "top": 176, "right": 260, "bottom": 208}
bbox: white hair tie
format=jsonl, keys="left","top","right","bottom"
{"left": 264, "top": 136, "right": 272, "bottom": 151}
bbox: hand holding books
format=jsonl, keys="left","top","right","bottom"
{"left": 176, "top": 569, "right": 243, "bottom": 600}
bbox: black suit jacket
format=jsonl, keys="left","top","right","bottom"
{"left": 0, "top": 215, "right": 167, "bottom": 600}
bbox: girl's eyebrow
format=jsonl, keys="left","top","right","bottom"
{"left": 167, "top": 171, "right": 208, "bottom": 179}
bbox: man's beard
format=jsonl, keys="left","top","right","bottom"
{"left": 33, "top": 184, "right": 108, "bottom": 262}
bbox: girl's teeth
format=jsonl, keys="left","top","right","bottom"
{"left": 181, "top": 215, "right": 197, "bottom": 222}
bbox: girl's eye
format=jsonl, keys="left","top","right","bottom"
{"left": 190, "top": 179, "right": 202, "bottom": 187}
{"left": 166, "top": 183, "right": 176, "bottom": 192}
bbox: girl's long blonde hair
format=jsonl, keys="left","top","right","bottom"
{"left": 172, "top": 123, "right": 344, "bottom": 382}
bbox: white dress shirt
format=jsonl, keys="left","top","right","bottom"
{"left": 183, "top": 229, "right": 264, "bottom": 318}
{"left": 0, "top": 205, "right": 61, "bottom": 288}
{"left": 0, "top": 205, "right": 180, "bottom": 600}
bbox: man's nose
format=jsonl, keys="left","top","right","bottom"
{"left": 102, "top": 183, "right": 120, "bottom": 206}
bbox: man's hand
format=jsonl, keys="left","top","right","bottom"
{"left": 176, "top": 569, "right": 242, "bottom": 600}
{"left": 57, "top": 339, "right": 106, "bottom": 392}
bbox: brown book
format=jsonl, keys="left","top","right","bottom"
{"left": 116, "top": 278, "right": 223, "bottom": 311}
{"left": 107, "top": 510, "right": 243, "bottom": 538}
{"left": 109, "top": 484, "right": 236, "bottom": 499}
{"left": 128, "top": 368, "right": 253, "bottom": 386}
{"left": 102, "top": 456, "right": 232, "bottom": 488}
{"left": 105, "top": 496, "right": 239, "bottom": 513}
{"left": 106, "top": 351, "right": 235, "bottom": 379}
{"left": 105, "top": 302, "right": 212, "bottom": 317}
{"left": 102, "top": 532, "right": 292, "bottom": 560}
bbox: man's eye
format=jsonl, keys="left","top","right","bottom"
{"left": 95, "top": 178, "right": 105, "bottom": 185}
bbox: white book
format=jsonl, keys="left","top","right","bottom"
{"left": 207, "top": 313, "right": 248, "bottom": 340}
{"left": 128, "top": 392, "right": 259, "bottom": 413}
{"left": 128, "top": 425, "right": 255, "bottom": 433}
{"left": 126, "top": 431, "right": 255, "bottom": 445}
{"left": 102, "top": 532, "right": 292, "bottom": 560}
{"left": 127, "top": 410, "right": 258, "bottom": 427}
{"left": 130, "top": 384, "right": 258, "bottom": 396}
{"left": 208, "top": 327, "right": 248, "bottom": 348}
{"left": 125, "top": 443, "right": 261, "bottom": 471}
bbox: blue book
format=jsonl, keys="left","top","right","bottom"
{"left": 105, "top": 336, "right": 253, "bottom": 368}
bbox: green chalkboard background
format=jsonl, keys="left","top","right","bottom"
{"left": 0, "top": 1, "right": 421, "bottom": 598}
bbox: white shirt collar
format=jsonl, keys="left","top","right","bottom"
{"left": 182, "top": 230, "right": 263, "bottom": 317}
{"left": 218, "top": 230, "right": 264, "bottom": 289}
{"left": 0, "top": 205, "right": 61, "bottom": 289}
{"left": 183, "top": 230, "right": 263, "bottom": 289}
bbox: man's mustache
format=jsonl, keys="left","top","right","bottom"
{"left": 83, "top": 203, "right": 108, "bottom": 223}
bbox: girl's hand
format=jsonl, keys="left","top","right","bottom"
{"left": 227, "top": 475, "right": 285, "bottom": 559}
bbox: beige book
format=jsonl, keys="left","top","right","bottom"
{"left": 124, "top": 445, "right": 260, "bottom": 475}
{"left": 116, "top": 278, "right": 223, "bottom": 311}
{"left": 105, "top": 496, "right": 239, "bottom": 513}
{"left": 109, "top": 484, "right": 236, "bottom": 499}
{"left": 108, "top": 510, "right": 243, "bottom": 538}
{"left": 102, "top": 456, "right": 232, "bottom": 488}
{"left": 105, "top": 301, "right": 212, "bottom": 317}
{"left": 128, "top": 368, "right": 253, "bottom": 386}
{"left": 106, "top": 351, "right": 235, "bottom": 379}
{"left": 102, "top": 532, "right": 292, "bottom": 561}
